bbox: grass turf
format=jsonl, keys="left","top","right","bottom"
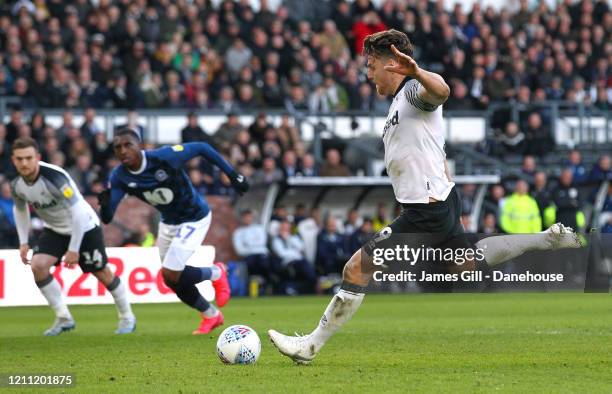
{"left": 0, "top": 293, "right": 610, "bottom": 393}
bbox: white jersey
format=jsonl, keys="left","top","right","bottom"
{"left": 11, "top": 162, "right": 99, "bottom": 250}
{"left": 382, "top": 78, "right": 455, "bottom": 204}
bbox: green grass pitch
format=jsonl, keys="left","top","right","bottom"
{"left": 0, "top": 293, "right": 610, "bottom": 393}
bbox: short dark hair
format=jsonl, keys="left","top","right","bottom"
{"left": 12, "top": 137, "right": 39, "bottom": 152}
{"left": 363, "top": 29, "right": 413, "bottom": 58}
{"left": 114, "top": 127, "right": 141, "bottom": 142}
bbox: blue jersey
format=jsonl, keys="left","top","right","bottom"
{"left": 107, "top": 143, "right": 235, "bottom": 225}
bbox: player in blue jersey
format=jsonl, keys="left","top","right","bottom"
{"left": 98, "top": 128, "right": 249, "bottom": 334}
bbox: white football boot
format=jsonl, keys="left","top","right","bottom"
{"left": 268, "top": 330, "right": 317, "bottom": 364}
{"left": 115, "top": 316, "right": 136, "bottom": 334}
{"left": 44, "top": 317, "right": 76, "bottom": 336}
{"left": 545, "top": 223, "right": 584, "bottom": 249}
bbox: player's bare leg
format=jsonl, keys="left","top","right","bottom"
{"left": 269, "top": 249, "right": 373, "bottom": 363}
{"left": 30, "top": 254, "right": 75, "bottom": 336}
{"left": 477, "top": 223, "right": 584, "bottom": 266}
{"left": 92, "top": 267, "right": 136, "bottom": 334}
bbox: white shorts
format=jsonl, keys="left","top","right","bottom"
{"left": 157, "top": 213, "right": 212, "bottom": 271}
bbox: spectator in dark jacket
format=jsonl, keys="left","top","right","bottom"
{"left": 181, "top": 112, "right": 212, "bottom": 144}
{"left": 348, "top": 217, "right": 373, "bottom": 254}
{"left": 316, "top": 216, "right": 349, "bottom": 274}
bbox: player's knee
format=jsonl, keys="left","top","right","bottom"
{"left": 30, "top": 257, "right": 52, "bottom": 279}
{"left": 161, "top": 268, "right": 180, "bottom": 290}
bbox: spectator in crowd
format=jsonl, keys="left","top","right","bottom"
{"left": 232, "top": 210, "right": 271, "bottom": 283}
{"left": 214, "top": 113, "right": 243, "bottom": 147}
{"left": 280, "top": 150, "right": 299, "bottom": 178}
{"left": 479, "top": 212, "right": 499, "bottom": 234}
{"left": 499, "top": 180, "right": 541, "bottom": 233}
{"left": 80, "top": 108, "right": 102, "bottom": 143}
{"left": 565, "top": 149, "right": 589, "bottom": 185}
{"left": 521, "top": 155, "right": 537, "bottom": 185}
{"left": 348, "top": 217, "right": 373, "bottom": 254}
{"left": 316, "top": 216, "right": 349, "bottom": 275}
{"left": 445, "top": 80, "right": 478, "bottom": 110}
{"left": 546, "top": 169, "right": 585, "bottom": 231}
{"left": 0, "top": 181, "right": 15, "bottom": 228}
{"left": 251, "top": 157, "right": 284, "bottom": 186}
{"left": 483, "top": 184, "right": 506, "bottom": 219}
{"left": 493, "top": 122, "right": 525, "bottom": 158}
{"left": 352, "top": 11, "right": 386, "bottom": 55}
{"left": 181, "top": 112, "right": 212, "bottom": 144}
{"left": 0, "top": 125, "right": 14, "bottom": 178}
{"left": 372, "top": 202, "right": 390, "bottom": 233}
{"left": 318, "top": 20, "right": 350, "bottom": 60}
{"left": 343, "top": 208, "right": 361, "bottom": 236}
{"left": 271, "top": 220, "right": 317, "bottom": 294}
{"left": 293, "top": 203, "right": 308, "bottom": 226}
{"left": 0, "top": 180, "right": 17, "bottom": 247}
{"left": 532, "top": 171, "right": 551, "bottom": 228}
{"left": 524, "top": 112, "right": 553, "bottom": 157}
{"left": 589, "top": 155, "right": 611, "bottom": 183}
{"left": 300, "top": 153, "right": 318, "bottom": 177}
{"left": 6, "top": 106, "right": 24, "bottom": 145}
{"left": 67, "top": 154, "right": 97, "bottom": 196}
{"left": 319, "top": 149, "right": 350, "bottom": 177}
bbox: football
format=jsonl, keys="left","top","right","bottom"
{"left": 216, "top": 325, "right": 261, "bottom": 365}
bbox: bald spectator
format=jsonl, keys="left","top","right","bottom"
{"left": 319, "top": 149, "right": 350, "bottom": 177}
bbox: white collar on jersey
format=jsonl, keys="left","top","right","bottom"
{"left": 128, "top": 151, "right": 147, "bottom": 175}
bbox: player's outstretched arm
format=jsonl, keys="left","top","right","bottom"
{"left": 385, "top": 44, "right": 450, "bottom": 105}
{"left": 170, "top": 142, "right": 250, "bottom": 195}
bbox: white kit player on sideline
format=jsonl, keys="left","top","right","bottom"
{"left": 268, "top": 29, "right": 583, "bottom": 364}
{"left": 10, "top": 137, "right": 136, "bottom": 336}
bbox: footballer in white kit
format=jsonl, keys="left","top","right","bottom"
{"left": 10, "top": 137, "right": 135, "bottom": 336}
{"left": 268, "top": 29, "right": 583, "bottom": 364}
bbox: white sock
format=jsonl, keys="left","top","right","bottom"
{"left": 109, "top": 278, "right": 134, "bottom": 320}
{"left": 202, "top": 305, "right": 219, "bottom": 318}
{"left": 210, "top": 266, "right": 221, "bottom": 281}
{"left": 37, "top": 276, "right": 71, "bottom": 319}
{"left": 310, "top": 289, "right": 365, "bottom": 352}
{"left": 476, "top": 231, "right": 555, "bottom": 266}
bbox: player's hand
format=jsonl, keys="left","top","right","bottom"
{"left": 63, "top": 251, "right": 79, "bottom": 268}
{"left": 230, "top": 172, "right": 250, "bottom": 196}
{"left": 97, "top": 189, "right": 111, "bottom": 208}
{"left": 384, "top": 44, "right": 420, "bottom": 77}
{"left": 19, "top": 244, "right": 29, "bottom": 265}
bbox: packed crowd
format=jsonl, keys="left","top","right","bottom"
{"left": 0, "top": 0, "right": 609, "bottom": 113}
{"left": 0, "top": 107, "right": 359, "bottom": 248}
